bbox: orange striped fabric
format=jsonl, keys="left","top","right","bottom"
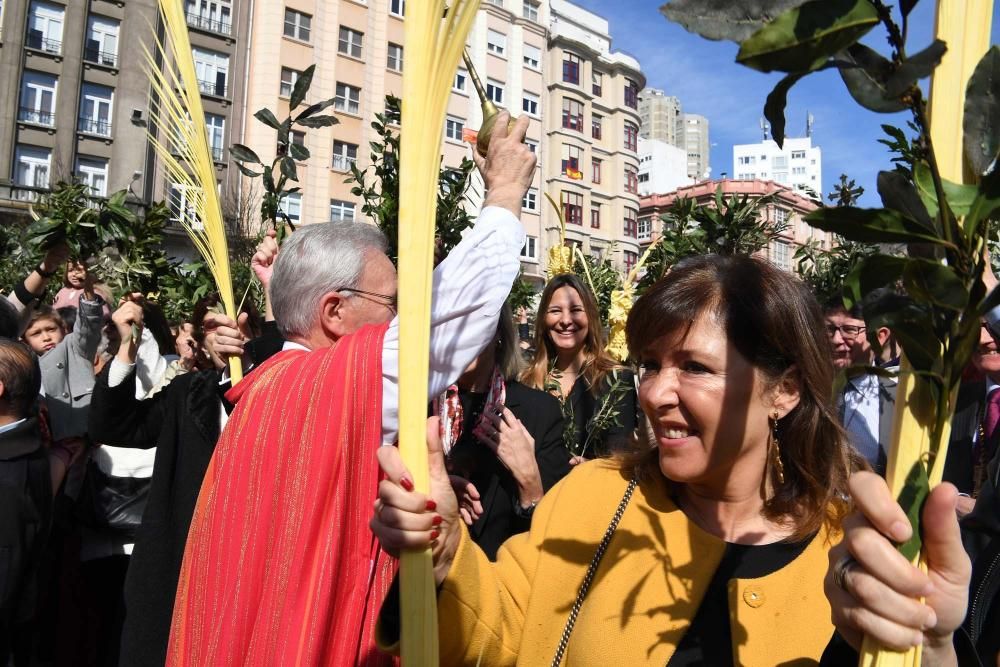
{"left": 167, "top": 323, "right": 397, "bottom": 666}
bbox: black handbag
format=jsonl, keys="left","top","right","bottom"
{"left": 77, "top": 457, "right": 151, "bottom": 537}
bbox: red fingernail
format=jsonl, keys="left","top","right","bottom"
{"left": 400, "top": 477, "right": 414, "bottom": 492}
{"left": 430, "top": 529, "right": 440, "bottom": 541}
{"left": 426, "top": 499, "right": 437, "bottom": 511}
{"left": 432, "top": 515, "right": 443, "bottom": 526}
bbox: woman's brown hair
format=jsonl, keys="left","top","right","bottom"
{"left": 624, "top": 254, "right": 863, "bottom": 539}
{"left": 520, "top": 274, "right": 620, "bottom": 394}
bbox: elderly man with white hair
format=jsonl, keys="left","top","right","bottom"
{"left": 167, "top": 113, "right": 536, "bottom": 667}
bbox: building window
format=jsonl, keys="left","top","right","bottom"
{"left": 624, "top": 207, "right": 638, "bottom": 237}
{"left": 522, "top": 188, "right": 537, "bottom": 211}
{"left": 624, "top": 250, "right": 638, "bottom": 272}
{"left": 773, "top": 155, "right": 787, "bottom": 168}
{"left": 332, "top": 140, "right": 358, "bottom": 170}
{"left": 591, "top": 206, "right": 600, "bottom": 229}
{"left": 284, "top": 8, "right": 311, "bottom": 41}
{"left": 561, "top": 144, "right": 581, "bottom": 179}
{"left": 562, "top": 52, "right": 580, "bottom": 84}
{"left": 486, "top": 0, "right": 503, "bottom": 6}
{"left": 591, "top": 114, "right": 602, "bottom": 140}
{"left": 792, "top": 166, "right": 806, "bottom": 175}
{"left": 770, "top": 239, "right": 791, "bottom": 270}
{"left": 561, "top": 191, "right": 583, "bottom": 225}
{"left": 445, "top": 116, "right": 464, "bottom": 142}
{"left": 638, "top": 216, "right": 652, "bottom": 241}
{"left": 487, "top": 29, "right": 506, "bottom": 56}
{"left": 335, "top": 82, "right": 361, "bottom": 114}
{"left": 338, "top": 26, "right": 363, "bottom": 58}
{"left": 85, "top": 16, "right": 119, "bottom": 67}
{"left": 592, "top": 71, "right": 603, "bottom": 97}
{"left": 525, "top": 139, "right": 538, "bottom": 154}
{"left": 389, "top": 0, "right": 405, "bottom": 17}
{"left": 520, "top": 235, "right": 538, "bottom": 261}
{"left": 280, "top": 67, "right": 301, "bottom": 97}
{"left": 624, "top": 78, "right": 639, "bottom": 109}
{"left": 192, "top": 47, "right": 229, "bottom": 97}
{"left": 791, "top": 150, "right": 806, "bottom": 159}
{"left": 205, "top": 113, "right": 225, "bottom": 161}
{"left": 75, "top": 156, "right": 108, "bottom": 197}
{"left": 78, "top": 83, "right": 113, "bottom": 136}
{"left": 453, "top": 69, "right": 467, "bottom": 92}
{"left": 279, "top": 192, "right": 302, "bottom": 223}
{"left": 624, "top": 121, "right": 638, "bottom": 152}
{"left": 774, "top": 207, "right": 789, "bottom": 225}
{"left": 168, "top": 183, "right": 199, "bottom": 226}
{"left": 330, "top": 199, "right": 356, "bottom": 222}
{"left": 523, "top": 43, "right": 541, "bottom": 70}
{"left": 591, "top": 158, "right": 602, "bottom": 184}
{"left": 522, "top": 92, "right": 539, "bottom": 116}
{"left": 185, "top": 0, "right": 232, "bottom": 35}
{"left": 522, "top": 0, "right": 538, "bottom": 21}
{"left": 387, "top": 42, "right": 403, "bottom": 72}
{"left": 26, "top": 1, "right": 63, "bottom": 54}
{"left": 774, "top": 171, "right": 788, "bottom": 183}
{"left": 561, "top": 97, "right": 583, "bottom": 132}
{"left": 18, "top": 71, "right": 57, "bottom": 127}
{"left": 289, "top": 130, "right": 305, "bottom": 148}
{"left": 15, "top": 144, "right": 51, "bottom": 189}
{"left": 625, "top": 166, "right": 638, "bottom": 194}
{"left": 486, "top": 79, "right": 503, "bottom": 105}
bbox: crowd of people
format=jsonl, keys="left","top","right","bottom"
{"left": 0, "top": 111, "right": 998, "bottom": 666}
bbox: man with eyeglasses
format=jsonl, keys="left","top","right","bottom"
{"left": 825, "top": 298, "right": 896, "bottom": 475}
{"left": 168, "top": 113, "right": 536, "bottom": 665}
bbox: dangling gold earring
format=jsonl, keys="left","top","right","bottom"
{"left": 769, "top": 411, "right": 785, "bottom": 485}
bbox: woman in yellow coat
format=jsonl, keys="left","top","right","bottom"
{"left": 373, "top": 255, "right": 864, "bottom": 666}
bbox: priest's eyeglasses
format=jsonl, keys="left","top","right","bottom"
{"left": 340, "top": 288, "right": 397, "bottom": 316}
{"left": 826, "top": 323, "right": 865, "bottom": 338}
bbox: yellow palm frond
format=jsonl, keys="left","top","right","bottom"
{"left": 397, "top": 1, "right": 481, "bottom": 664}
{"left": 143, "top": 0, "right": 241, "bottom": 383}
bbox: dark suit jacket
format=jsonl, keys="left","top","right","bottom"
{"left": 836, "top": 374, "right": 896, "bottom": 475}
{"left": 569, "top": 368, "right": 638, "bottom": 459}
{"left": 448, "top": 381, "right": 571, "bottom": 560}
{"left": 944, "top": 380, "right": 990, "bottom": 496}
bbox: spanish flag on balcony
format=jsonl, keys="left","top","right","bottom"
{"left": 565, "top": 165, "right": 583, "bottom": 180}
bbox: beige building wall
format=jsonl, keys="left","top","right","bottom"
{"left": 240, "top": 0, "right": 548, "bottom": 284}
{"left": 545, "top": 0, "right": 645, "bottom": 275}
{"left": 637, "top": 88, "right": 681, "bottom": 145}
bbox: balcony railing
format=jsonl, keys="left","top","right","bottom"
{"left": 84, "top": 45, "right": 118, "bottom": 68}
{"left": 197, "top": 78, "right": 228, "bottom": 97}
{"left": 25, "top": 31, "right": 62, "bottom": 54}
{"left": 78, "top": 117, "right": 112, "bottom": 136}
{"left": 186, "top": 12, "right": 232, "bottom": 36}
{"left": 18, "top": 107, "right": 55, "bottom": 127}
{"left": 211, "top": 146, "right": 223, "bottom": 161}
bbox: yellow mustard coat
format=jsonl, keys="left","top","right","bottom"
{"left": 428, "top": 459, "right": 840, "bottom": 666}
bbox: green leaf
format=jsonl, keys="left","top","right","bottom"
{"left": 660, "top": 0, "right": 810, "bottom": 43}
{"left": 736, "top": 0, "right": 879, "bottom": 74}
{"left": 764, "top": 73, "right": 805, "bottom": 148}
{"left": 876, "top": 171, "right": 934, "bottom": 231}
{"left": 804, "top": 207, "right": 947, "bottom": 245}
{"left": 965, "top": 168, "right": 1000, "bottom": 241}
{"left": 280, "top": 156, "right": 298, "bottom": 181}
{"left": 288, "top": 142, "right": 310, "bottom": 161}
{"left": 235, "top": 162, "right": 262, "bottom": 178}
{"left": 902, "top": 259, "right": 968, "bottom": 311}
{"left": 895, "top": 460, "right": 929, "bottom": 562}
{"left": 296, "top": 98, "right": 337, "bottom": 120}
{"left": 296, "top": 115, "right": 339, "bottom": 128}
{"left": 277, "top": 119, "right": 291, "bottom": 147}
{"left": 964, "top": 46, "right": 1000, "bottom": 176}
{"left": 253, "top": 108, "right": 282, "bottom": 130}
{"left": 842, "top": 254, "right": 907, "bottom": 306}
{"left": 289, "top": 64, "right": 316, "bottom": 110}
{"left": 837, "top": 46, "right": 909, "bottom": 112}
{"left": 913, "top": 161, "right": 978, "bottom": 218}
{"left": 230, "top": 144, "right": 262, "bottom": 164}
{"left": 900, "top": 0, "right": 918, "bottom": 18}
{"left": 884, "top": 40, "right": 946, "bottom": 98}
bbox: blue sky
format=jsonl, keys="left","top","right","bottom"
{"left": 571, "top": 1, "right": 1000, "bottom": 206}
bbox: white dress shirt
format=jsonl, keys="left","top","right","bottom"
{"left": 843, "top": 372, "right": 882, "bottom": 466}
{"left": 282, "top": 205, "right": 525, "bottom": 444}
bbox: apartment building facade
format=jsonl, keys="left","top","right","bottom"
{"left": 0, "top": 0, "right": 253, "bottom": 255}
{"left": 637, "top": 87, "right": 681, "bottom": 145}
{"left": 544, "top": 0, "right": 644, "bottom": 274}
{"left": 733, "top": 135, "right": 822, "bottom": 197}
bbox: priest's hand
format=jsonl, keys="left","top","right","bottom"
{"left": 825, "top": 471, "right": 970, "bottom": 664}
{"left": 252, "top": 228, "right": 279, "bottom": 289}
{"left": 476, "top": 112, "right": 535, "bottom": 218}
{"left": 372, "top": 417, "right": 460, "bottom": 586}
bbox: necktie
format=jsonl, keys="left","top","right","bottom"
{"left": 986, "top": 389, "right": 1000, "bottom": 443}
